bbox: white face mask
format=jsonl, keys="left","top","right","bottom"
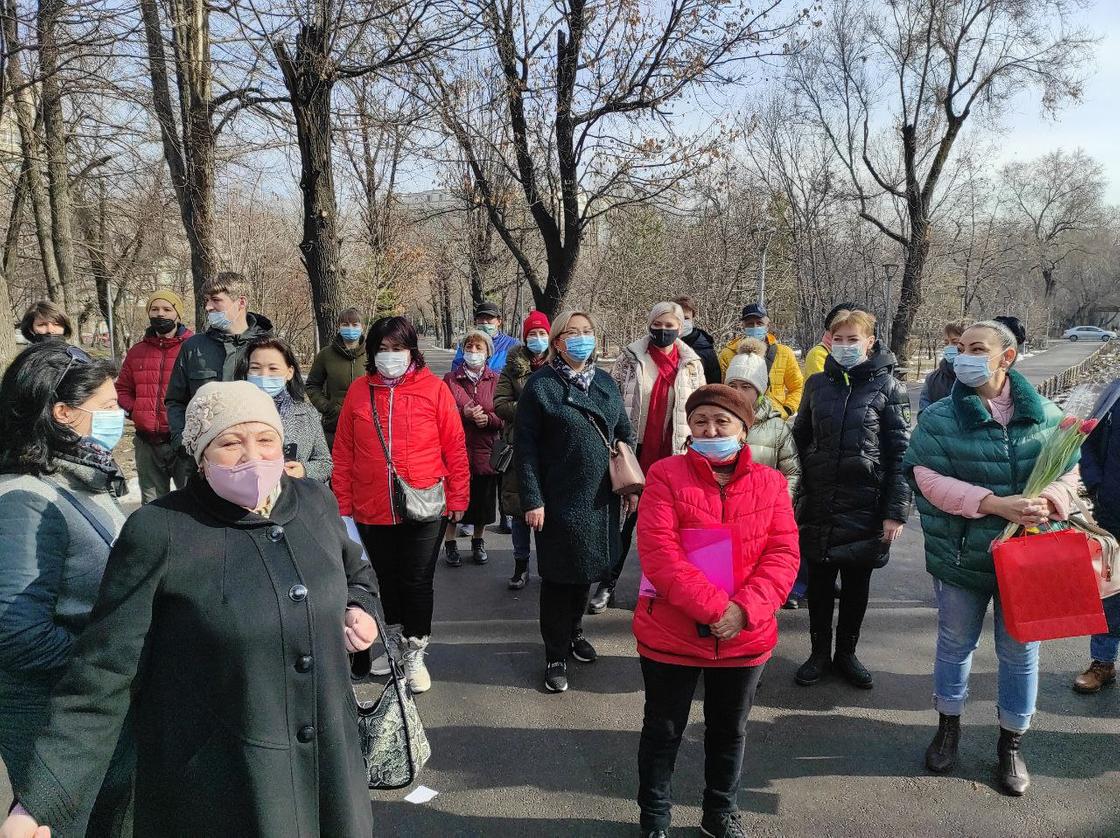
{"left": 463, "top": 350, "right": 487, "bottom": 369}
{"left": 680, "top": 319, "right": 694, "bottom": 338}
{"left": 374, "top": 350, "right": 410, "bottom": 379}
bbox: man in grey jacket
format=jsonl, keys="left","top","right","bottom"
{"left": 165, "top": 272, "right": 274, "bottom": 451}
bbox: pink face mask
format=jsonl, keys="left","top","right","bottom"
{"left": 204, "top": 457, "right": 285, "bottom": 510}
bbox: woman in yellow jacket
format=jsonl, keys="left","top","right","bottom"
{"left": 717, "top": 303, "right": 803, "bottom": 419}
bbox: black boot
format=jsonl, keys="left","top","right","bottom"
{"left": 794, "top": 633, "right": 832, "bottom": 686}
{"left": 587, "top": 582, "right": 614, "bottom": 615}
{"left": 997, "top": 728, "right": 1030, "bottom": 796}
{"left": 833, "top": 633, "right": 873, "bottom": 689}
{"left": 508, "top": 559, "right": 529, "bottom": 590}
{"left": 471, "top": 538, "right": 488, "bottom": 565}
{"left": 444, "top": 540, "right": 462, "bottom": 567}
{"left": 924, "top": 713, "right": 961, "bottom": 773}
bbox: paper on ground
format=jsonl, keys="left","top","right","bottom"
{"left": 404, "top": 785, "right": 439, "bottom": 804}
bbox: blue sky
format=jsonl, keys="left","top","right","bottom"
{"left": 995, "top": 1, "right": 1120, "bottom": 202}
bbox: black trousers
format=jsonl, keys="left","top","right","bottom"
{"left": 806, "top": 563, "right": 874, "bottom": 639}
{"left": 539, "top": 580, "right": 591, "bottom": 662}
{"left": 637, "top": 656, "right": 764, "bottom": 830}
{"left": 358, "top": 519, "right": 444, "bottom": 638}
{"left": 608, "top": 510, "right": 639, "bottom": 586}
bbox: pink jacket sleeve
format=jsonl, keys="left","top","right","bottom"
{"left": 730, "top": 475, "right": 800, "bottom": 626}
{"left": 1040, "top": 465, "right": 1081, "bottom": 521}
{"left": 636, "top": 468, "right": 729, "bottom": 625}
{"left": 913, "top": 466, "right": 992, "bottom": 519}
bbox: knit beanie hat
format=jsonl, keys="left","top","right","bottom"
{"left": 685, "top": 384, "right": 756, "bottom": 430}
{"left": 725, "top": 338, "right": 769, "bottom": 398}
{"left": 461, "top": 328, "right": 494, "bottom": 357}
{"left": 147, "top": 289, "right": 186, "bottom": 321}
{"left": 182, "top": 380, "right": 285, "bottom": 463}
{"left": 522, "top": 310, "right": 551, "bottom": 341}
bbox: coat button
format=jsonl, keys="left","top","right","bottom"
{"left": 268, "top": 525, "right": 285, "bottom": 542}
{"left": 295, "top": 655, "right": 313, "bottom": 673}
{"left": 297, "top": 725, "right": 316, "bottom": 743}
{"left": 288, "top": 584, "right": 308, "bottom": 602}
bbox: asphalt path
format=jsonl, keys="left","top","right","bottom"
{"left": 3, "top": 338, "right": 1116, "bottom": 837}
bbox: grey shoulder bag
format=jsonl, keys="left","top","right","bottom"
{"left": 368, "top": 385, "right": 445, "bottom": 523}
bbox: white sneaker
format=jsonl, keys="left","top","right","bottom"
{"left": 401, "top": 636, "right": 432, "bottom": 693}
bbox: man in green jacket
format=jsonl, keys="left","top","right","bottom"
{"left": 306, "top": 307, "right": 367, "bottom": 447}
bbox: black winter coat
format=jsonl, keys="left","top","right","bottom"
{"left": 516, "top": 365, "right": 636, "bottom": 585}
{"left": 919, "top": 357, "right": 957, "bottom": 413}
{"left": 17, "top": 475, "right": 378, "bottom": 837}
{"left": 792, "top": 349, "right": 913, "bottom": 569}
{"left": 681, "top": 326, "right": 722, "bottom": 385}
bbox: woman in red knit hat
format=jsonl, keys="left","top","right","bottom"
{"left": 494, "top": 310, "right": 552, "bottom": 588}
{"left": 633, "top": 384, "right": 799, "bottom": 837}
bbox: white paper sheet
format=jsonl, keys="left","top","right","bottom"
{"left": 403, "top": 785, "right": 439, "bottom": 804}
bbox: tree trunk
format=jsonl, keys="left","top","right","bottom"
{"left": 1042, "top": 266, "right": 1057, "bottom": 300}
{"left": 2, "top": 160, "right": 28, "bottom": 280}
{"left": 889, "top": 220, "right": 930, "bottom": 365}
{"left": 1, "top": 1, "right": 62, "bottom": 303}
{"left": 38, "top": 0, "right": 77, "bottom": 307}
{"left": 274, "top": 28, "right": 345, "bottom": 348}
{"left": 0, "top": 270, "right": 19, "bottom": 367}
{"left": 140, "top": 0, "right": 217, "bottom": 325}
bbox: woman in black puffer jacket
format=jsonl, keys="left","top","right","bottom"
{"left": 791, "top": 309, "right": 913, "bottom": 690}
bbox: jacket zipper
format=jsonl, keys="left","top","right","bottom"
{"left": 382, "top": 387, "right": 397, "bottom": 525}
{"left": 157, "top": 343, "right": 167, "bottom": 434}
{"left": 822, "top": 372, "right": 854, "bottom": 563}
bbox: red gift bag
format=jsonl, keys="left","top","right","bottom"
{"left": 992, "top": 528, "right": 1108, "bottom": 643}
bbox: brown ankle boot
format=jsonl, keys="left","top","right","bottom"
{"left": 1073, "top": 660, "right": 1116, "bottom": 694}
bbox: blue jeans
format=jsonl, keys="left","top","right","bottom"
{"left": 932, "top": 578, "right": 1039, "bottom": 733}
{"left": 1089, "top": 593, "right": 1120, "bottom": 662}
{"left": 511, "top": 517, "right": 532, "bottom": 561}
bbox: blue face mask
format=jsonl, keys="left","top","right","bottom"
{"left": 953, "top": 353, "right": 994, "bottom": 388}
{"left": 830, "top": 344, "right": 866, "bottom": 369}
{"left": 526, "top": 336, "right": 549, "bottom": 355}
{"left": 743, "top": 325, "right": 768, "bottom": 341}
{"left": 339, "top": 326, "right": 362, "bottom": 342}
{"left": 942, "top": 345, "right": 959, "bottom": 362}
{"left": 248, "top": 374, "right": 287, "bottom": 397}
{"left": 207, "top": 309, "right": 232, "bottom": 331}
{"left": 80, "top": 408, "right": 126, "bottom": 451}
{"left": 564, "top": 334, "right": 596, "bottom": 362}
{"left": 690, "top": 436, "right": 743, "bottom": 462}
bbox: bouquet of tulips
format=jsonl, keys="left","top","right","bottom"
{"left": 998, "top": 414, "right": 1099, "bottom": 542}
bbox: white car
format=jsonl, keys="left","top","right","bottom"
{"left": 1063, "top": 325, "right": 1116, "bottom": 342}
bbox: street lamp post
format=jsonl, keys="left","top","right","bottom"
{"left": 752, "top": 225, "right": 777, "bottom": 307}
{"left": 957, "top": 283, "right": 968, "bottom": 318}
{"left": 882, "top": 263, "right": 899, "bottom": 343}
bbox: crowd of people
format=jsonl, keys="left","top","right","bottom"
{"left": 0, "top": 276, "right": 1116, "bottom": 838}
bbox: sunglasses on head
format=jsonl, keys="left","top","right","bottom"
{"left": 52, "top": 345, "right": 93, "bottom": 394}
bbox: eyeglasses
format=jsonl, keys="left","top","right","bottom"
{"left": 52, "top": 345, "right": 92, "bottom": 394}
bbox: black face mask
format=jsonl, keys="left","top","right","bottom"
{"left": 150, "top": 316, "right": 177, "bottom": 334}
{"left": 649, "top": 328, "right": 679, "bottom": 349}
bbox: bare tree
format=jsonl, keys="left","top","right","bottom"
{"left": 421, "top": 0, "right": 804, "bottom": 318}
{"left": 1000, "top": 147, "right": 1106, "bottom": 304}
{"left": 794, "top": 0, "right": 1095, "bottom": 358}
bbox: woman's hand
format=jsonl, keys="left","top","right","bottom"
{"left": 881, "top": 520, "right": 905, "bottom": 543}
{"left": 623, "top": 493, "right": 641, "bottom": 516}
{"left": 0, "top": 811, "right": 50, "bottom": 838}
{"left": 447, "top": 510, "right": 464, "bottom": 523}
{"left": 284, "top": 461, "right": 306, "bottom": 479}
{"left": 525, "top": 507, "right": 545, "bottom": 531}
{"left": 980, "top": 494, "right": 1050, "bottom": 527}
{"left": 472, "top": 411, "right": 488, "bottom": 428}
{"left": 710, "top": 602, "right": 748, "bottom": 640}
{"left": 343, "top": 607, "right": 378, "bottom": 653}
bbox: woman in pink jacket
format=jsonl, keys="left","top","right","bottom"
{"left": 633, "top": 384, "right": 799, "bottom": 838}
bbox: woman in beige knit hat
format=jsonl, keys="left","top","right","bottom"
{"left": 3, "top": 380, "right": 382, "bottom": 838}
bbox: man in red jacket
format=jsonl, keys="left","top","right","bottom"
{"left": 116, "top": 290, "right": 195, "bottom": 503}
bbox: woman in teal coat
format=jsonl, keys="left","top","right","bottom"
{"left": 904, "top": 320, "right": 1079, "bottom": 797}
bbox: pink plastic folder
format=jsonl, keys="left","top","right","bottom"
{"left": 639, "top": 527, "right": 736, "bottom": 598}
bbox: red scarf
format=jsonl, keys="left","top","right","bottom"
{"left": 639, "top": 344, "right": 679, "bottom": 473}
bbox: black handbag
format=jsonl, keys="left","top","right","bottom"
{"left": 489, "top": 436, "right": 514, "bottom": 473}
{"left": 368, "top": 385, "right": 445, "bottom": 523}
{"left": 354, "top": 613, "right": 431, "bottom": 789}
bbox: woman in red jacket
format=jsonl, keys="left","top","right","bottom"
{"left": 333, "top": 316, "right": 469, "bottom": 694}
{"left": 634, "top": 384, "right": 799, "bottom": 838}
{"left": 115, "top": 290, "right": 193, "bottom": 503}
{"left": 442, "top": 329, "right": 503, "bottom": 567}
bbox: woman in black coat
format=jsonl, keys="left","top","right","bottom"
{"left": 791, "top": 310, "right": 912, "bottom": 690}
{"left": 517, "top": 310, "right": 637, "bottom": 694}
{"left": 3, "top": 381, "right": 379, "bottom": 838}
